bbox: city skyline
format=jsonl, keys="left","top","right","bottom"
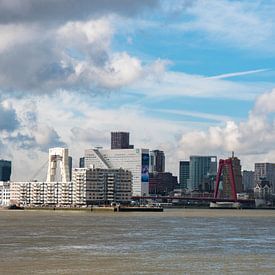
{"left": 1, "top": 1, "right": 275, "bottom": 180}
{"left": 4, "top": 139, "right": 275, "bottom": 185}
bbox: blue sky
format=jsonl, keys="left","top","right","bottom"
{"left": 109, "top": 0, "right": 275, "bottom": 127}
{"left": 1, "top": 0, "right": 275, "bottom": 179}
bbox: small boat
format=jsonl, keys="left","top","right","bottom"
{"left": 210, "top": 202, "right": 240, "bottom": 209}
{"left": 7, "top": 204, "right": 24, "bottom": 210}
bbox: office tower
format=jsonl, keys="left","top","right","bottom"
{"left": 221, "top": 155, "right": 243, "bottom": 198}
{"left": 79, "top": 157, "right": 85, "bottom": 168}
{"left": 254, "top": 163, "right": 275, "bottom": 193}
{"left": 149, "top": 150, "right": 165, "bottom": 173}
{"left": 149, "top": 172, "right": 178, "bottom": 195}
{"left": 242, "top": 170, "right": 255, "bottom": 192}
{"left": 72, "top": 168, "right": 132, "bottom": 205}
{"left": 111, "top": 132, "right": 134, "bottom": 149}
{"left": 84, "top": 148, "right": 149, "bottom": 196}
{"left": 179, "top": 161, "right": 189, "bottom": 189}
{"left": 0, "top": 160, "right": 11, "bottom": 181}
{"left": 188, "top": 156, "right": 217, "bottom": 191}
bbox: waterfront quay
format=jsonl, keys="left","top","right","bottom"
{"left": 21, "top": 205, "right": 164, "bottom": 212}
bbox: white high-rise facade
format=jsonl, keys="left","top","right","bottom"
{"left": 84, "top": 148, "right": 150, "bottom": 196}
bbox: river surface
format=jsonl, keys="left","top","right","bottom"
{"left": 0, "top": 209, "right": 274, "bottom": 274}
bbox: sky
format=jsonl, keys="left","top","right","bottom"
{"left": 1, "top": 0, "right": 275, "bottom": 180}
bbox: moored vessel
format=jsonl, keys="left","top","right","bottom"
{"left": 210, "top": 201, "right": 241, "bottom": 209}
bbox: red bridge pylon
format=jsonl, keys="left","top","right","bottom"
{"left": 214, "top": 158, "right": 237, "bottom": 201}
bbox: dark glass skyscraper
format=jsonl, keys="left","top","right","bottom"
{"left": 242, "top": 170, "right": 254, "bottom": 192}
{"left": 68, "top": 156, "right": 73, "bottom": 181}
{"left": 179, "top": 161, "right": 189, "bottom": 189}
{"left": 111, "top": 132, "right": 134, "bottom": 149}
{"left": 0, "top": 160, "right": 11, "bottom": 181}
{"left": 188, "top": 156, "right": 217, "bottom": 191}
{"left": 150, "top": 150, "right": 165, "bottom": 173}
{"left": 79, "top": 157, "right": 85, "bottom": 168}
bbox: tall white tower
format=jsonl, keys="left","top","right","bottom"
{"left": 46, "top": 148, "right": 70, "bottom": 182}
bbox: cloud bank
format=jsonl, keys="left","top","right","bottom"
{"left": 0, "top": 0, "right": 159, "bottom": 23}
{"left": 177, "top": 89, "right": 275, "bottom": 162}
{"left": 0, "top": 0, "right": 162, "bottom": 96}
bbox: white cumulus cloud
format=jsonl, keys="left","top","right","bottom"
{"left": 177, "top": 89, "right": 275, "bottom": 169}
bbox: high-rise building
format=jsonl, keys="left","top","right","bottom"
{"left": 0, "top": 160, "right": 11, "bottom": 181}
{"left": 254, "top": 163, "right": 275, "bottom": 193}
{"left": 149, "top": 150, "right": 165, "bottom": 173}
{"left": 111, "top": 132, "right": 134, "bottom": 149}
{"left": 242, "top": 170, "right": 255, "bottom": 192}
{"left": 84, "top": 148, "right": 149, "bottom": 196}
{"left": 179, "top": 161, "right": 189, "bottom": 189}
{"left": 72, "top": 168, "right": 132, "bottom": 205}
{"left": 188, "top": 156, "right": 217, "bottom": 191}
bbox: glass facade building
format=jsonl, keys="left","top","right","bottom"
{"left": 79, "top": 157, "right": 85, "bottom": 168}
{"left": 149, "top": 150, "right": 165, "bottom": 173}
{"left": 242, "top": 170, "right": 255, "bottom": 192}
{"left": 0, "top": 160, "right": 11, "bottom": 181}
{"left": 188, "top": 156, "right": 217, "bottom": 191}
{"left": 179, "top": 161, "right": 189, "bottom": 189}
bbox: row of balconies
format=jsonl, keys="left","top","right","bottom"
{"left": 13, "top": 185, "right": 131, "bottom": 205}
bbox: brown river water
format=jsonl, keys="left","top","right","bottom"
{"left": 0, "top": 209, "right": 274, "bottom": 274}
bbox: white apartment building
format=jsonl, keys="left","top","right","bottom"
{"left": 84, "top": 148, "right": 150, "bottom": 196}
{"left": 72, "top": 168, "right": 132, "bottom": 205}
{"left": 0, "top": 181, "right": 10, "bottom": 206}
{"left": 10, "top": 181, "right": 73, "bottom": 206}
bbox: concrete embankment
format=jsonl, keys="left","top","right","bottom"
{"left": 24, "top": 206, "right": 118, "bottom": 212}
{"left": 23, "top": 206, "right": 164, "bottom": 212}
{"left": 24, "top": 207, "right": 93, "bottom": 212}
